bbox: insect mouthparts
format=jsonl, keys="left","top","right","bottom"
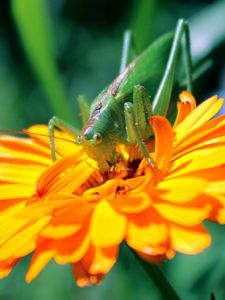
{"left": 76, "top": 135, "right": 83, "bottom": 144}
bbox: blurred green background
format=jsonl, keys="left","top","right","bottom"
{"left": 1, "top": 0, "right": 225, "bottom": 299}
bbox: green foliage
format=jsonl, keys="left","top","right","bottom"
{"left": 131, "top": 0, "right": 157, "bottom": 53}
{"left": 11, "top": 0, "right": 75, "bottom": 124}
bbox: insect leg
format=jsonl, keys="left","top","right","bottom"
{"left": 133, "top": 85, "right": 153, "bottom": 140}
{"left": 119, "top": 30, "right": 136, "bottom": 73}
{"left": 48, "top": 116, "right": 79, "bottom": 161}
{"left": 77, "top": 95, "right": 90, "bottom": 126}
{"left": 124, "top": 102, "right": 156, "bottom": 170}
{"left": 152, "top": 19, "right": 193, "bottom": 116}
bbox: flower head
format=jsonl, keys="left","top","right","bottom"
{"left": 0, "top": 92, "right": 225, "bottom": 286}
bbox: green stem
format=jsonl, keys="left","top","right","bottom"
{"left": 133, "top": 251, "right": 181, "bottom": 300}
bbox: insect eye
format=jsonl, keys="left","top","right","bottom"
{"left": 93, "top": 133, "right": 102, "bottom": 144}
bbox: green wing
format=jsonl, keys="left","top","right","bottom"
{"left": 90, "top": 31, "right": 174, "bottom": 111}
{"left": 115, "top": 32, "right": 174, "bottom": 100}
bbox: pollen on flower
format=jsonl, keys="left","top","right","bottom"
{"left": 0, "top": 92, "right": 225, "bottom": 286}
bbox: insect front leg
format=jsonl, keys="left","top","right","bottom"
{"left": 152, "top": 19, "right": 193, "bottom": 116}
{"left": 48, "top": 116, "right": 79, "bottom": 161}
{"left": 124, "top": 102, "right": 156, "bottom": 170}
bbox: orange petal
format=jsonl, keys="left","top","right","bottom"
{"left": 169, "top": 224, "right": 211, "bottom": 254}
{"left": 54, "top": 222, "right": 91, "bottom": 264}
{"left": 0, "top": 259, "right": 20, "bottom": 279}
{"left": 90, "top": 200, "right": 127, "bottom": 247}
{"left": 82, "top": 244, "right": 118, "bottom": 275}
{"left": 179, "top": 91, "right": 196, "bottom": 110}
{"left": 151, "top": 116, "right": 174, "bottom": 171}
{"left": 137, "top": 250, "right": 171, "bottom": 264}
{"left": 72, "top": 261, "right": 103, "bottom": 287}
{"left": 173, "top": 91, "right": 196, "bottom": 128}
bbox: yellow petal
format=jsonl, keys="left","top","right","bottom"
{"left": 170, "top": 224, "right": 211, "bottom": 254}
{"left": 26, "top": 241, "right": 55, "bottom": 282}
{"left": 155, "top": 177, "right": 207, "bottom": 203}
{"left": 0, "top": 202, "right": 31, "bottom": 244}
{"left": 171, "top": 146, "right": 225, "bottom": 177}
{"left": 0, "top": 136, "right": 51, "bottom": 165}
{"left": 0, "top": 218, "right": 48, "bottom": 259}
{"left": 37, "top": 155, "right": 95, "bottom": 195}
{"left": 175, "top": 96, "right": 223, "bottom": 143}
{"left": 154, "top": 203, "right": 210, "bottom": 226}
{"left": 90, "top": 200, "right": 127, "bottom": 247}
{"left": 27, "top": 125, "right": 79, "bottom": 157}
{"left": 206, "top": 181, "right": 225, "bottom": 194}
{"left": 174, "top": 114, "right": 225, "bottom": 155}
{"left": 0, "top": 163, "right": 45, "bottom": 184}
{"left": 113, "top": 192, "right": 151, "bottom": 213}
{"left": 41, "top": 202, "right": 92, "bottom": 239}
{"left": 217, "top": 208, "right": 225, "bottom": 223}
{"left": 0, "top": 184, "right": 34, "bottom": 200}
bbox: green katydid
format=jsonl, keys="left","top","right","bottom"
{"left": 49, "top": 19, "right": 192, "bottom": 171}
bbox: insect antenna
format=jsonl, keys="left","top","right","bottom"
{"left": 0, "top": 129, "right": 76, "bottom": 145}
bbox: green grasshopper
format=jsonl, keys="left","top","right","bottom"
{"left": 49, "top": 19, "right": 192, "bottom": 171}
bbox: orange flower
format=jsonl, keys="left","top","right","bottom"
{"left": 0, "top": 92, "right": 225, "bottom": 287}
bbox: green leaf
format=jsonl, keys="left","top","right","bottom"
{"left": 131, "top": 0, "right": 158, "bottom": 53}
{"left": 11, "top": 0, "right": 75, "bottom": 124}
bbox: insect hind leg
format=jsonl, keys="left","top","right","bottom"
{"left": 119, "top": 30, "right": 137, "bottom": 74}
{"left": 152, "top": 19, "right": 193, "bottom": 116}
